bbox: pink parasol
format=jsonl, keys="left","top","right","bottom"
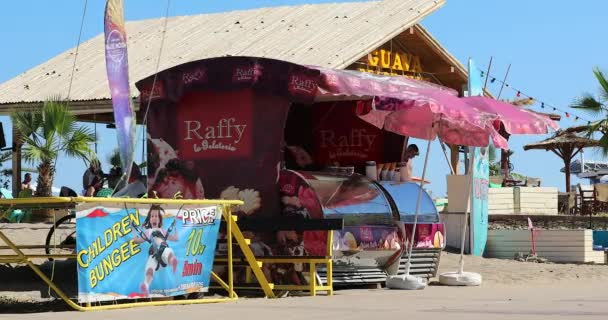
{"left": 353, "top": 94, "right": 508, "bottom": 149}
{"left": 461, "top": 96, "right": 559, "bottom": 135}
{"left": 315, "top": 68, "right": 509, "bottom": 149}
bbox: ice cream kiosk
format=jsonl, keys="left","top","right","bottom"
{"left": 137, "top": 56, "right": 445, "bottom": 287}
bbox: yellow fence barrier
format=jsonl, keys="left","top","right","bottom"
{"left": 0, "top": 197, "right": 279, "bottom": 311}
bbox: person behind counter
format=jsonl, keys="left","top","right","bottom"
{"left": 284, "top": 145, "right": 322, "bottom": 171}
{"left": 400, "top": 144, "right": 419, "bottom": 182}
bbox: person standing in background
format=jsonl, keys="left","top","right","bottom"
{"left": 83, "top": 159, "right": 104, "bottom": 196}
{"left": 21, "top": 173, "right": 33, "bottom": 192}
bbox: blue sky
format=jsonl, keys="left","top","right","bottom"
{"left": 0, "top": 0, "right": 606, "bottom": 196}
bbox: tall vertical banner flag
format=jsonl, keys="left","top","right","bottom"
{"left": 104, "top": 0, "right": 135, "bottom": 182}
{"left": 468, "top": 58, "right": 489, "bottom": 256}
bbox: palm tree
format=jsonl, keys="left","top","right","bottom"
{"left": 10, "top": 99, "right": 96, "bottom": 197}
{"left": 571, "top": 67, "right": 608, "bottom": 154}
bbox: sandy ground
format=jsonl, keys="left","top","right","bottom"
{"left": 2, "top": 283, "right": 608, "bottom": 319}
{"left": 2, "top": 223, "right": 608, "bottom": 318}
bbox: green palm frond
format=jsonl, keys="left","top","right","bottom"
{"left": 571, "top": 68, "right": 608, "bottom": 151}
{"left": 593, "top": 67, "right": 608, "bottom": 102}
{"left": 108, "top": 148, "right": 122, "bottom": 167}
{"left": 21, "top": 144, "right": 57, "bottom": 165}
{"left": 0, "top": 151, "right": 12, "bottom": 163}
{"left": 43, "top": 100, "right": 77, "bottom": 139}
{"left": 571, "top": 93, "right": 604, "bottom": 115}
{"left": 63, "top": 126, "right": 96, "bottom": 160}
{"left": 10, "top": 110, "right": 43, "bottom": 142}
{"left": 598, "top": 133, "right": 608, "bottom": 157}
{"left": 21, "top": 146, "right": 43, "bottom": 164}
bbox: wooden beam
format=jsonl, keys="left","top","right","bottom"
{"left": 564, "top": 156, "right": 572, "bottom": 193}
{"left": 450, "top": 144, "right": 460, "bottom": 175}
{"left": 11, "top": 127, "right": 21, "bottom": 197}
{"left": 550, "top": 149, "right": 563, "bottom": 159}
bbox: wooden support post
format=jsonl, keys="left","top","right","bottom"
{"left": 11, "top": 127, "right": 22, "bottom": 197}
{"left": 450, "top": 145, "right": 460, "bottom": 175}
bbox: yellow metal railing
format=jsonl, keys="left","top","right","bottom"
{"left": 0, "top": 196, "right": 244, "bottom": 206}
{"left": 239, "top": 229, "right": 334, "bottom": 296}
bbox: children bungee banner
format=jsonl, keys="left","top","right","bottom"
{"left": 75, "top": 203, "right": 221, "bottom": 303}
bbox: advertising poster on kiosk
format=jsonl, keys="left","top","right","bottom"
{"left": 75, "top": 203, "right": 221, "bottom": 303}
{"left": 141, "top": 59, "right": 311, "bottom": 285}
{"left": 146, "top": 88, "right": 290, "bottom": 219}
{"left": 284, "top": 100, "right": 405, "bottom": 172}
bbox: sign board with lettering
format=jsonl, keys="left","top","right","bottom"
{"left": 356, "top": 49, "right": 424, "bottom": 79}
{"left": 75, "top": 203, "right": 221, "bottom": 303}
{"left": 310, "top": 101, "right": 405, "bottom": 171}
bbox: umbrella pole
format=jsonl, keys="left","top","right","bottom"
{"left": 404, "top": 137, "right": 432, "bottom": 276}
{"left": 386, "top": 136, "right": 432, "bottom": 290}
{"left": 439, "top": 139, "right": 456, "bottom": 175}
{"left": 438, "top": 147, "right": 481, "bottom": 286}
{"left": 459, "top": 151, "right": 475, "bottom": 274}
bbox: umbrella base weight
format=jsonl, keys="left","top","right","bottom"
{"left": 386, "top": 274, "right": 427, "bottom": 290}
{"left": 438, "top": 271, "right": 482, "bottom": 286}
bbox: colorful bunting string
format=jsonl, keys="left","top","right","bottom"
{"left": 478, "top": 69, "right": 593, "bottom": 125}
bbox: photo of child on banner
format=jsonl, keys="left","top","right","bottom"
{"left": 131, "top": 205, "right": 179, "bottom": 296}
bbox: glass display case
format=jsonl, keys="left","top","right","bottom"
{"left": 278, "top": 170, "right": 445, "bottom": 271}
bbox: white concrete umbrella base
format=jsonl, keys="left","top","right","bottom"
{"left": 386, "top": 274, "right": 427, "bottom": 290}
{"left": 438, "top": 271, "right": 482, "bottom": 286}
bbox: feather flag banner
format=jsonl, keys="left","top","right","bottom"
{"left": 104, "top": 0, "right": 135, "bottom": 183}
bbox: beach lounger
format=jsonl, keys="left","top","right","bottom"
{"left": 489, "top": 176, "right": 504, "bottom": 187}
{"left": 594, "top": 184, "right": 608, "bottom": 213}
{"left": 578, "top": 184, "right": 595, "bottom": 216}
{"left": 0, "top": 188, "right": 32, "bottom": 223}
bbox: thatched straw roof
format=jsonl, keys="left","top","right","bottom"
{"left": 523, "top": 131, "right": 601, "bottom": 151}
{"left": 524, "top": 126, "right": 602, "bottom": 192}
{"left": 562, "top": 124, "right": 592, "bottom": 134}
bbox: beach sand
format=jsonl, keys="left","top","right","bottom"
{"left": 437, "top": 250, "right": 608, "bottom": 286}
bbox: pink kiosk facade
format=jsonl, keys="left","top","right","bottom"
{"left": 137, "top": 57, "right": 445, "bottom": 286}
